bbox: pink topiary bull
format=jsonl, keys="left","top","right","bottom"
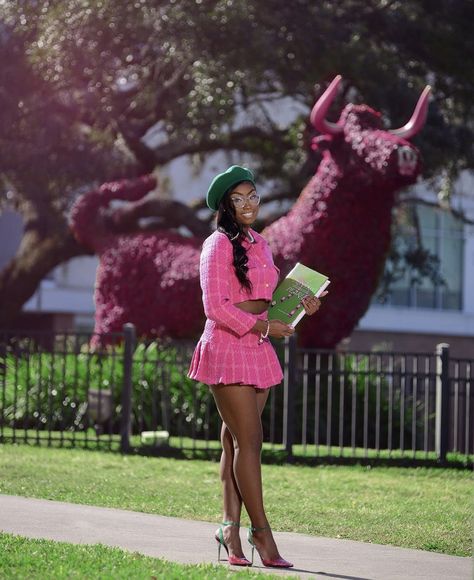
{"left": 70, "top": 75, "right": 430, "bottom": 348}
{"left": 263, "top": 75, "right": 431, "bottom": 346}
{"left": 69, "top": 176, "right": 203, "bottom": 344}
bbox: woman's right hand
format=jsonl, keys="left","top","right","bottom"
{"left": 268, "top": 319, "right": 295, "bottom": 339}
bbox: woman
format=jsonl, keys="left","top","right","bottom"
{"left": 188, "top": 165, "right": 324, "bottom": 568}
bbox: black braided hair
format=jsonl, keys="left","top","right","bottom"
{"left": 216, "top": 185, "right": 253, "bottom": 293}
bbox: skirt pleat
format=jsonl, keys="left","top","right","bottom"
{"left": 188, "top": 319, "right": 283, "bottom": 389}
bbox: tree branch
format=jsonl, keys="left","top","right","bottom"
{"left": 116, "top": 120, "right": 291, "bottom": 175}
{"left": 104, "top": 194, "right": 211, "bottom": 238}
{"left": 152, "top": 125, "right": 290, "bottom": 165}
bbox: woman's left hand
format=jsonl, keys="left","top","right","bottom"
{"left": 301, "top": 291, "right": 328, "bottom": 316}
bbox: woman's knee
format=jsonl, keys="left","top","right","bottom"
{"left": 221, "top": 423, "right": 235, "bottom": 448}
{"left": 233, "top": 429, "right": 263, "bottom": 455}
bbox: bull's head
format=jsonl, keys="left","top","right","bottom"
{"left": 310, "top": 75, "right": 431, "bottom": 184}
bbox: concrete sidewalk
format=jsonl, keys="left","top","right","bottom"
{"left": 0, "top": 494, "right": 470, "bottom": 579}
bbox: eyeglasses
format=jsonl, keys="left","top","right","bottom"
{"left": 230, "top": 194, "right": 261, "bottom": 209}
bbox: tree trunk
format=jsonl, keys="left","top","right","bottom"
{"left": 0, "top": 227, "right": 88, "bottom": 329}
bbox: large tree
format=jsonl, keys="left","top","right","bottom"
{"left": 1, "top": 0, "right": 473, "bottom": 327}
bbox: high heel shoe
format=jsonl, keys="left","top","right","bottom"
{"left": 247, "top": 525, "right": 294, "bottom": 568}
{"left": 215, "top": 521, "right": 252, "bottom": 566}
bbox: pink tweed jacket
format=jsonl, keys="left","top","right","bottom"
{"left": 187, "top": 228, "right": 284, "bottom": 388}
{"left": 201, "top": 229, "right": 279, "bottom": 334}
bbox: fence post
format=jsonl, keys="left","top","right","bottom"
{"left": 435, "top": 343, "right": 450, "bottom": 463}
{"left": 283, "top": 333, "right": 297, "bottom": 461}
{"left": 120, "top": 323, "right": 136, "bottom": 453}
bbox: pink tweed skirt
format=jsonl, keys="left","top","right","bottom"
{"left": 187, "top": 315, "right": 283, "bottom": 389}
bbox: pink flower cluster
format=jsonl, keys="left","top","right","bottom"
{"left": 70, "top": 176, "right": 203, "bottom": 345}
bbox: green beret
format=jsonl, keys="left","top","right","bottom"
{"left": 206, "top": 165, "right": 255, "bottom": 211}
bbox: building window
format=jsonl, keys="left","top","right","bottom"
{"left": 376, "top": 205, "right": 464, "bottom": 310}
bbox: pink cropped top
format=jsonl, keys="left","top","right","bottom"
{"left": 200, "top": 228, "right": 280, "bottom": 337}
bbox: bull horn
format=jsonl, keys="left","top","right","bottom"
{"left": 310, "top": 75, "right": 344, "bottom": 135}
{"left": 389, "top": 85, "right": 432, "bottom": 139}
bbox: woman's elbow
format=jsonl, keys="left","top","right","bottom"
{"left": 203, "top": 303, "right": 224, "bottom": 323}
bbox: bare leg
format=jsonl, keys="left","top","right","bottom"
{"left": 218, "top": 388, "right": 270, "bottom": 557}
{"left": 218, "top": 422, "right": 244, "bottom": 557}
{"left": 211, "top": 384, "right": 283, "bottom": 562}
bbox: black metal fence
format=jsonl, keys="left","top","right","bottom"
{"left": 286, "top": 342, "right": 473, "bottom": 463}
{"left": 0, "top": 325, "right": 472, "bottom": 466}
{"left": 0, "top": 329, "right": 124, "bottom": 450}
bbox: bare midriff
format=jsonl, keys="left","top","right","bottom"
{"left": 234, "top": 299, "right": 270, "bottom": 315}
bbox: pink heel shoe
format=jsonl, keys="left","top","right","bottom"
{"left": 215, "top": 521, "right": 252, "bottom": 566}
{"left": 247, "top": 525, "right": 293, "bottom": 568}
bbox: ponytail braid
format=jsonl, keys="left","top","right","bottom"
{"left": 216, "top": 188, "right": 253, "bottom": 293}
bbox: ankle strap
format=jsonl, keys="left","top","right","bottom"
{"left": 221, "top": 520, "right": 240, "bottom": 527}
{"left": 250, "top": 525, "right": 270, "bottom": 532}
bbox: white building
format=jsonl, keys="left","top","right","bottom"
{"left": 1, "top": 162, "right": 473, "bottom": 357}
{"left": 351, "top": 171, "right": 474, "bottom": 358}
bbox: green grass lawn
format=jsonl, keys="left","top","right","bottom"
{"left": 0, "top": 532, "right": 287, "bottom": 580}
{"left": 3, "top": 428, "right": 471, "bottom": 467}
{"left": 0, "top": 444, "right": 471, "bottom": 558}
